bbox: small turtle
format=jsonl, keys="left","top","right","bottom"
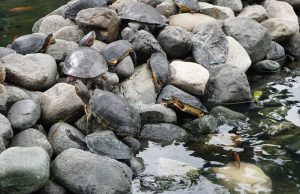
{"left": 10, "top": 34, "right": 55, "bottom": 55}
{"left": 101, "top": 40, "right": 136, "bottom": 66}
{"left": 174, "top": 0, "right": 200, "bottom": 13}
{"left": 148, "top": 52, "right": 170, "bottom": 92}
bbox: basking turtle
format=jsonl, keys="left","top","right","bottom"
{"left": 10, "top": 34, "right": 55, "bottom": 55}
{"left": 174, "top": 0, "right": 200, "bottom": 13}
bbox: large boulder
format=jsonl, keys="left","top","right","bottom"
{"left": 51, "top": 148, "right": 132, "bottom": 194}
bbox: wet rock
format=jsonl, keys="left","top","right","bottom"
{"left": 48, "top": 122, "right": 86, "bottom": 156}
{"left": 212, "top": 0, "right": 242, "bottom": 12}
{"left": 111, "top": 0, "right": 137, "bottom": 13}
{"left": 86, "top": 130, "right": 133, "bottom": 159}
{"left": 10, "top": 128, "right": 53, "bottom": 156}
{"left": 266, "top": 41, "right": 285, "bottom": 61}
{"left": 223, "top": 17, "right": 272, "bottom": 62}
{"left": 262, "top": 0, "right": 299, "bottom": 40}
{"left": 0, "top": 147, "right": 50, "bottom": 194}
{"left": 0, "top": 113, "right": 13, "bottom": 151}
{"left": 168, "top": 13, "right": 216, "bottom": 32}
{"left": 156, "top": 0, "right": 177, "bottom": 17}
{"left": 210, "top": 106, "right": 246, "bottom": 120}
{"left": 128, "top": 157, "right": 145, "bottom": 177}
{"left": 35, "top": 180, "right": 70, "bottom": 194}
{"left": 0, "top": 47, "right": 16, "bottom": 59}
{"left": 237, "top": 5, "right": 268, "bottom": 22}
{"left": 7, "top": 99, "right": 41, "bottom": 131}
{"left": 39, "top": 83, "right": 83, "bottom": 125}
{"left": 192, "top": 23, "right": 228, "bottom": 67}
{"left": 198, "top": 2, "right": 235, "bottom": 20}
{"left": 113, "top": 64, "right": 157, "bottom": 104}
{"left": 183, "top": 115, "right": 218, "bottom": 136}
{"left": 284, "top": 34, "right": 300, "bottom": 61}
{"left": 157, "top": 26, "right": 192, "bottom": 57}
{"left": 0, "top": 84, "right": 7, "bottom": 113}
{"left": 251, "top": 60, "right": 281, "bottom": 74}
{"left": 53, "top": 25, "right": 85, "bottom": 43}
{"left": 76, "top": 8, "right": 119, "bottom": 43}
{"left": 115, "top": 56, "right": 135, "bottom": 79}
{"left": 46, "top": 39, "right": 78, "bottom": 62}
{"left": 52, "top": 148, "right": 132, "bottom": 194}
{"left": 39, "top": 15, "right": 74, "bottom": 34}
{"left": 140, "top": 123, "right": 191, "bottom": 142}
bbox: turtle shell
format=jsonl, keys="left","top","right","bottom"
{"left": 90, "top": 89, "right": 141, "bottom": 136}
{"left": 174, "top": 0, "right": 200, "bottom": 13}
{"left": 11, "top": 34, "right": 48, "bottom": 55}
{"left": 119, "top": 3, "right": 166, "bottom": 26}
{"left": 65, "top": 0, "right": 107, "bottom": 20}
{"left": 101, "top": 40, "right": 134, "bottom": 65}
{"left": 63, "top": 47, "right": 108, "bottom": 78}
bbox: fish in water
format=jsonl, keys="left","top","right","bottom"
{"left": 9, "top": 6, "right": 33, "bottom": 13}
{"left": 232, "top": 151, "right": 241, "bottom": 169}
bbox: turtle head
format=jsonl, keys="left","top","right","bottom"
{"left": 74, "top": 79, "right": 91, "bottom": 104}
{"left": 79, "top": 31, "right": 96, "bottom": 47}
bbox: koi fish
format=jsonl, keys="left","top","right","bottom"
{"left": 9, "top": 6, "right": 33, "bottom": 13}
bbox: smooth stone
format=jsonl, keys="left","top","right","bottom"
{"left": 168, "top": 13, "right": 216, "bottom": 32}
{"left": 223, "top": 17, "right": 272, "bottom": 62}
{"left": 110, "top": 0, "right": 137, "bottom": 12}
{"left": 0, "top": 84, "right": 7, "bottom": 113}
{"left": 128, "top": 157, "right": 145, "bottom": 177}
{"left": 140, "top": 123, "right": 191, "bottom": 142}
{"left": 115, "top": 56, "right": 135, "bottom": 79}
{"left": 39, "top": 15, "right": 74, "bottom": 34}
{"left": 7, "top": 99, "right": 41, "bottom": 131}
{"left": 0, "top": 113, "right": 13, "bottom": 151}
{"left": 170, "top": 60, "right": 209, "bottom": 95}
{"left": 133, "top": 103, "right": 177, "bottom": 124}
{"left": 157, "top": 26, "right": 192, "bottom": 57}
{"left": 198, "top": 2, "right": 235, "bottom": 20}
{"left": 1, "top": 54, "right": 54, "bottom": 90}
{"left": 39, "top": 83, "right": 83, "bottom": 125}
{"left": 284, "top": 34, "right": 300, "bottom": 61}
{"left": 266, "top": 41, "right": 285, "bottom": 61}
{"left": 53, "top": 25, "right": 85, "bottom": 43}
{"left": 281, "top": 0, "right": 300, "bottom": 8}
{"left": 252, "top": 60, "right": 281, "bottom": 73}
{"left": 10, "top": 128, "right": 53, "bottom": 156}
{"left": 0, "top": 47, "right": 16, "bottom": 59}
{"left": 52, "top": 148, "right": 132, "bottom": 194}
{"left": 212, "top": 0, "right": 243, "bottom": 12}
{"left": 76, "top": 7, "right": 119, "bottom": 42}
{"left": 101, "top": 71, "right": 119, "bottom": 91}
{"left": 91, "top": 40, "right": 107, "bottom": 52}
{"left": 35, "top": 180, "right": 70, "bottom": 194}
{"left": 48, "top": 122, "right": 86, "bottom": 156}
{"left": 210, "top": 106, "right": 246, "bottom": 120}
{"left": 237, "top": 5, "right": 268, "bottom": 22}
{"left": 183, "top": 115, "right": 218, "bottom": 136}
{"left": 46, "top": 39, "right": 78, "bottom": 62}
{"left": 113, "top": 64, "right": 157, "bottom": 104}
{"left": 5, "top": 86, "right": 30, "bottom": 107}
{"left": 86, "top": 130, "right": 133, "bottom": 159}
{"left": 0, "top": 147, "right": 50, "bottom": 194}
{"left": 156, "top": 0, "right": 177, "bottom": 17}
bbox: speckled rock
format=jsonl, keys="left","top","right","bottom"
{"left": 0, "top": 113, "right": 13, "bottom": 152}
{"left": 53, "top": 25, "right": 85, "bottom": 43}
{"left": 199, "top": 2, "right": 235, "bottom": 20}
{"left": 5, "top": 86, "right": 29, "bottom": 107}
{"left": 212, "top": 0, "right": 243, "bottom": 12}
{"left": 0, "top": 84, "right": 7, "bottom": 113}
{"left": 111, "top": 0, "right": 137, "bottom": 12}
{"left": 0, "top": 62, "right": 5, "bottom": 84}
{"left": 237, "top": 5, "right": 268, "bottom": 22}
{"left": 0, "top": 47, "right": 16, "bottom": 59}
{"left": 284, "top": 34, "right": 300, "bottom": 61}
{"left": 266, "top": 41, "right": 285, "bottom": 61}
{"left": 39, "top": 15, "right": 74, "bottom": 34}
{"left": 46, "top": 39, "right": 78, "bottom": 62}
{"left": 156, "top": 0, "right": 177, "bottom": 17}
{"left": 35, "top": 180, "right": 70, "bottom": 194}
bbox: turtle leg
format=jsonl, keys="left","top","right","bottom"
{"left": 84, "top": 105, "right": 93, "bottom": 134}
{"left": 129, "top": 49, "right": 137, "bottom": 66}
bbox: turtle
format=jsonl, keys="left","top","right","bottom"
{"left": 63, "top": 31, "right": 108, "bottom": 89}
{"left": 174, "top": 0, "right": 200, "bottom": 13}
{"left": 148, "top": 52, "right": 170, "bottom": 92}
{"left": 10, "top": 34, "right": 55, "bottom": 55}
{"left": 157, "top": 85, "right": 208, "bottom": 117}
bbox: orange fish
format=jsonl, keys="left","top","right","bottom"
{"left": 232, "top": 151, "right": 241, "bottom": 169}
{"left": 9, "top": 6, "right": 33, "bottom": 13}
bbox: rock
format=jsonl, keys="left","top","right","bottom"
{"left": 53, "top": 25, "right": 85, "bottom": 43}
{"left": 35, "top": 180, "right": 70, "bottom": 194}
{"left": 110, "top": 0, "right": 137, "bottom": 12}
{"left": 156, "top": 0, "right": 177, "bottom": 17}
{"left": 223, "top": 17, "right": 272, "bottom": 62}
{"left": 210, "top": 106, "right": 246, "bottom": 120}
{"left": 39, "top": 15, "right": 74, "bottom": 34}
{"left": 100, "top": 71, "right": 119, "bottom": 91}
{"left": 168, "top": 13, "right": 216, "bottom": 32}
{"left": 237, "top": 5, "right": 268, "bottom": 22}
{"left": 251, "top": 60, "right": 281, "bottom": 74}
{"left": 1, "top": 53, "right": 55, "bottom": 90}
{"left": 39, "top": 83, "right": 83, "bottom": 125}
{"left": 113, "top": 64, "right": 157, "bottom": 104}
{"left": 0, "top": 147, "right": 50, "bottom": 194}
{"left": 74, "top": 115, "right": 104, "bottom": 134}
{"left": 48, "top": 122, "right": 86, "bottom": 156}
{"left": 133, "top": 103, "right": 177, "bottom": 124}
{"left": 0, "top": 47, "right": 16, "bottom": 59}
{"left": 76, "top": 8, "right": 119, "bottom": 43}
{"left": 128, "top": 157, "right": 145, "bottom": 177}
{"left": 183, "top": 115, "right": 218, "bottom": 136}
{"left": 0, "top": 84, "right": 7, "bottom": 113}
{"left": 170, "top": 60, "right": 209, "bottom": 95}
{"left": 7, "top": 99, "right": 41, "bottom": 131}
{"left": 140, "top": 123, "right": 191, "bottom": 142}
{"left": 115, "top": 56, "right": 135, "bottom": 79}
{"left": 212, "top": 162, "right": 272, "bottom": 193}
{"left": 198, "top": 2, "right": 235, "bottom": 20}
{"left": 262, "top": 0, "right": 299, "bottom": 40}
{"left": 266, "top": 41, "right": 285, "bottom": 61}
{"left": 52, "top": 148, "right": 132, "bottom": 194}
{"left": 212, "top": 0, "right": 243, "bottom": 12}
{"left": 5, "top": 86, "right": 30, "bottom": 107}
{"left": 46, "top": 39, "right": 78, "bottom": 62}
{"left": 192, "top": 23, "right": 228, "bottom": 67}
{"left": 280, "top": 0, "right": 300, "bottom": 8}
{"left": 0, "top": 113, "right": 13, "bottom": 151}
{"left": 157, "top": 26, "right": 192, "bottom": 57}
{"left": 85, "top": 130, "right": 133, "bottom": 159}
{"left": 91, "top": 40, "right": 107, "bottom": 52}
{"left": 284, "top": 34, "right": 300, "bottom": 61}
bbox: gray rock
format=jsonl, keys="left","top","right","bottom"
{"left": 39, "top": 15, "right": 74, "bottom": 34}
{"left": 284, "top": 34, "right": 300, "bottom": 61}
{"left": 157, "top": 26, "right": 192, "bottom": 57}
{"left": 91, "top": 40, "right": 107, "bottom": 52}
{"left": 86, "top": 130, "right": 133, "bottom": 159}
{"left": 210, "top": 106, "right": 246, "bottom": 120}
{"left": 115, "top": 56, "right": 135, "bottom": 79}
{"left": 0, "top": 147, "right": 50, "bottom": 194}
{"left": 53, "top": 25, "right": 85, "bottom": 43}
{"left": 198, "top": 2, "right": 235, "bottom": 20}
{"left": 113, "top": 64, "right": 157, "bottom": 104}
{"left": 140, "top": 123, "right": 191, "bottom": 142}
{"left": 281, "top": 0, "right": 300, "bottom": 8}
{"left": 74, "top": 115, "right": 104, "bottom": 134}
{"left": 5, "top": 86, "right": 30, "bottom": 108}
{"left": 7, "top": 99, "right": 41, "bottom": 131}
{"left": 10, "top": 128, "right": 53, "bottom": 156}
{"left": 48, "top": 122, "right": 86, "bottom": 156}
{"left": 0, "top": 113, "right": 13, "bottom": 151}
{"left": 0, "top": 47, "right": 16, "bottom": 59}
{"left": 266, "top": 41, "right": 285, "bottom": 61}
{"left": 111, "top": 0, "right": 137, "bottom": 13}
{"left": 237, "top": 5, "right": 268, "bottom": 22}
{"left": 35, "top": 180, "right": 70, "bottom": 194}
{"left": 192, "top": 23, "right": 228, "bottom": 67}
{"left": 0, "top": 84, "right": 7, "bottom": 113}
{"left": 183, "top": 115, "right": 218, "bottom": 136}
{"left": 51, "top": 148, "right": 132, "bottom": 194}
{"left": 252, "top": 60, "right": 281, "bottom": 73}
{"left": 212, "top": 0, "right": 243, "bottom": 11}
{"left": 128, "top": 157, "right": 145, "bottom": 177}
{"left": 156, "top": 0, "right": 177, "bottom": 17}
{"left": 0, "top": 61, "right": 5, "bottom": 84}
{"left": 101, "top": 71, "right": 119, "bottom": 91}
{"left": 223, "top": 17, "right": 272, "bottom": 62}
{"left": 46, "top": 39, "right": 78, "bottom": 62}
{"left": 39, "top": 83, "right": 83, "bottom": 125}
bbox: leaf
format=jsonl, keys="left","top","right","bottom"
{"left": 253, "top": 90, "right": 263, "bottom": 102}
